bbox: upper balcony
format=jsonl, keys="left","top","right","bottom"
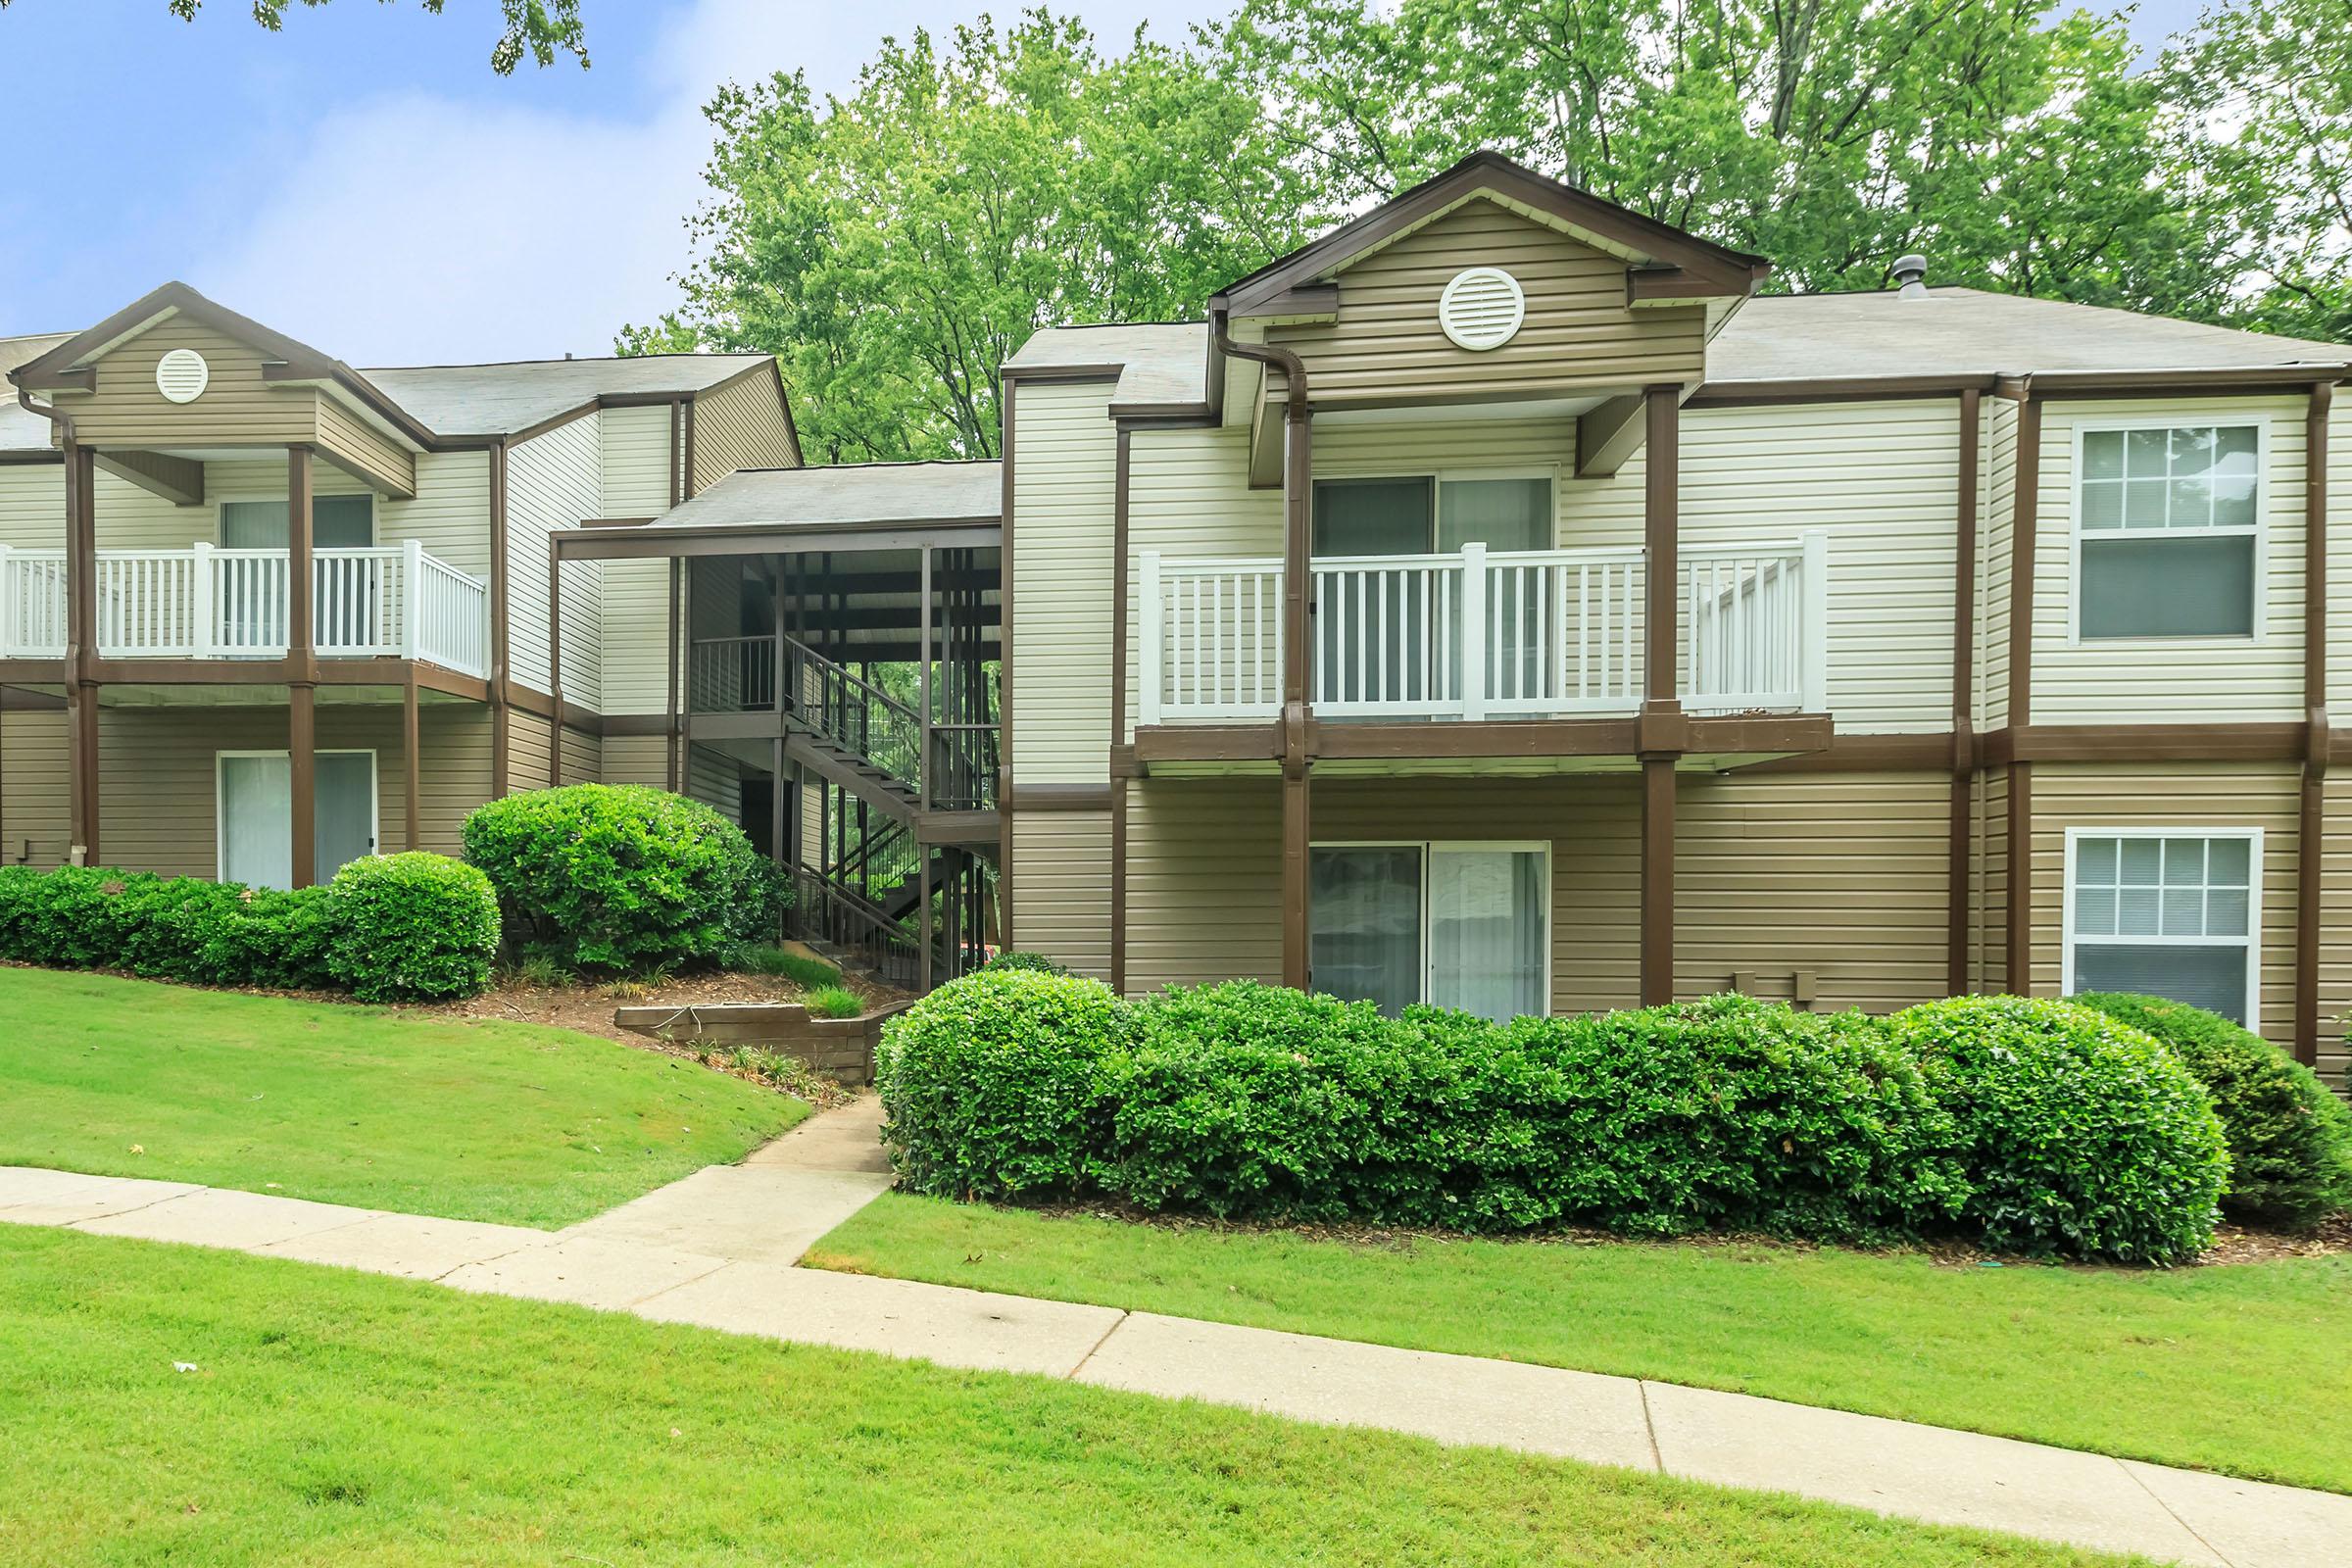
{"left": 0, "top": 541, "right": 489, "bottom": 678}
{"left": 1140, "top": 536, "right": 1826, "bottom": 729}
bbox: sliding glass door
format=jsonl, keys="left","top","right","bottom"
{"left": 1308, "top": 841, "right": 1548, "bottom": 1021}
{"left": 218, "top": 750, "right": 378, "bottom": 891}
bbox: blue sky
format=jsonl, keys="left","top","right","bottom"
{"left": 0, "top": 0, "right": 2212, "bottom": 367}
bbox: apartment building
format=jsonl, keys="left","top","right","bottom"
{"left": 996, "top": 152, "right": 2351, "bottom": 1084}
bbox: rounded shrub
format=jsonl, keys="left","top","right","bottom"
{"left": 325, "top": 853, "right": 500, "bottom": 1003}
{"left": 1886, "top": 996, "right": 2230, "bottom": 1263}
{"left": 1102, "top": 982, "right": 1473, "bottom": 1223}
{"left": 875, "top": 967, "right": 1131, "bottom": 1200}
{"left": 1494, "top": 995, "right": 1970, "bottom": 1241}
{"left": 2073, "top": 993, "right": 2352, "bottom": 1228}
{"left": 978, "top": 950, "right": 1070, "bottom": 976}
{"left": 461, "top": 784, "right": 781, "bottom": 972}
{"left": 0, "top": 865, "right": 335, "bottom": 990}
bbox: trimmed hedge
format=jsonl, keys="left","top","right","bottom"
{"left": 0, "top": 856, "right": 496, "bottom": 1002}
{"left": 880, "top": 975, "right": 2259, "bottom": 1260}
{"left": 1886, "top": 997, "right": 2231, "bottom": 1264}
{"left": 875, "top": 967, "right": 1130, "bottom": 1200}
{"left": 326, "top": 853, "right": 501, "bottom": 1003}
{"left": 461, "top": 785, "right": 784, "bottom": 973}
{"left": 2073, "top": 993, "right": 2352, "bottom": 1228}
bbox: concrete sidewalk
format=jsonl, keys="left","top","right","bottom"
{"left": 5, "top": 1099, "right": 2345, "bottom": 1568}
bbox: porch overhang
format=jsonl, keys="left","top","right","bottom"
{"left": 1126, "top": 712, "right": 1833, "bottom": 777}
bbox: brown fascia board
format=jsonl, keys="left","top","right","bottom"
{"left": 1211, "top": 150, "right": 1770, "bottom": 318}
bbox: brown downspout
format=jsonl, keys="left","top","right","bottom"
{"left": 2297, "top": 381, "right": 2333, "bottom": 1064}
{"left": 1947, "top": 388, "right": 1982, "bottom": 996}
{"left": 2005, "top": 388, "right": 2042, "bottom": 996}
{"left": 287, "top": 444, "right": 318, "bottom": 888}
{"left": 63, "top": 436, "right": 98, "bottom": 865}
{"left": 488, "top": 440, "right": 512, "bottom": 799}
{"left": 1211, "top": 305, "right": 1314, "bottom": 990}
{"left": 1638, "top": 385, "right": 1683, "bottom": 1006}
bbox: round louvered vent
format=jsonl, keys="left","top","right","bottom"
{"left": 1439, "top": 267, "right": 1526, "bottom": 351}
{"left": 156, "top": 348, "right": 210, "bottom": 404}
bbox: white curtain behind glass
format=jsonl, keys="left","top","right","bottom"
{"left": 1309, "top": 846, "right": 1423, "bottom": 1017}
{"left": 220, "top": 755, "right": 294, "bottom": 891}
{"left": 1428, "top": 847, "right": 1544, "bottom": 1021}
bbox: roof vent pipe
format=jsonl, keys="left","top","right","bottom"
{"left": 1892, "top": 254, "right": 1929, "bottom": 298}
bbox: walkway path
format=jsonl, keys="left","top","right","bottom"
{"left": 5, "top": 1098, "right": 2344, "bottom": 1568}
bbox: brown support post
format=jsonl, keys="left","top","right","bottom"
{"left": 546, "top": 538, "right": 564, "bottom": 788}
{"left": 1948, "top": 388, "right": 1981, "bottom": 997}
{"left": 1279, "top": 399, "right": 1314, "bottom": 992}
{"left": 2005, "top": 394, "right": 2042, "bottom": 995}
{"left": 403, "top": 672, "right": 422, "bottom": 852}
{"left": 918, "top": 546, "right": 933, "bottom": 812}
{"left": 289, "top": 685, "right": 318, "bottom": 888}
{"left": 666, "top": 558, "right": 684, "bottom": 793}
{"left": 488, "top": 441, "right": 511, "bottom": 798}
{"left": 63, "top": 440, "right": 98, "bottom": 865}
{"left": 1640, "top": 385, "right": 1682, "bottom": 1006}
{"left": 2297, "top": 381, "right": 2332, "bottom": 1064}
{"left": 287, "top": 446, "right": 318, "bottom": 888}
{"left": 1642, "top": 756, "right": 1677, "bottom": 1005}
{"left": 998, "top": 379, "right": 1017, "bottom": 951}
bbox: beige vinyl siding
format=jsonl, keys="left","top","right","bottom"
{"left": 1265, "top": 197, "right": 1705, "bottom": 404}
{"left": 559, "top": 723, "right": 602, "bottom": 788}
{"left": 1120, "top": 774, "right": 1642, "bottom": 1011}
{"left": 2328, "top": 404, "right": 2352, "bottom": 705}
{"left": 599, "top": 405, "right": 675, "bottom": 515}
{"left": 2029, "top": 763, "right": 2299, "bottom": 1044}
{"left": 506, "top": 709, "right": 553, "bottom": 798}
{"left": 0, "top": 708, "right": 71, "bottom": 866}
{"left": 383, "top": 451, "right": 493, "bottom": 580}
{"left": 0, "top": 463, "right": 63, "bottom": 548}
{"left": 505, "top": 414, "right": 603, "bottom": 701}
{"left": 686, "top": 743, "right": 742, "bottom": 822}
{"left": 2319, "top": 776, "right": 2352, "bottom": 1088}
{"left": 1981, "top": 397, "right": 2018, "bottom": 730}
{"left": 1012, "top": 808, "right": 1112, "bottom": 979}
{"left": 86, "top": 701, "right": 489, "bottom": 877}
{"left": 2032, "top": 396, "right": 2306, "bottom": 723}
{"left": 54, "top": 318, "right": 415, "bottom": 495}
{"left": 1676, "top": 770, "right": 1949, "bottom": 1011}
{"left": 689, "top": 368, "right": 798, "bottom": 493}
{"left": 1010, "top": 379, "right": 1118, "bottom": 783}
{"left": 1971, "top": 766, "right": 2010, "bottom": 995}
{"left": 602, "top": 734, "right": 669, "bottom": 788}
{"left": 600, "top": 563, "right": 672, "bottom": 714}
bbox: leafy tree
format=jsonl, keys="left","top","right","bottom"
{"left": 0, "top": 0, "right": 594, "bottom": 74}
{"left": 1207, "top": 0, "right": 2230, "bottom": 311}
{"left": 2164, "top": 0, "right": 2352, "bottom": 341}
{"left": 622, "top": 11, "right": 1323, "bottom": 462}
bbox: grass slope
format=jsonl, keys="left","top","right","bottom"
{"left": 0, "top": 968, "right": 806, "bottom": 1226}
{"left": 0, "top": 1227, "right": 2133, "bottom": 1568}
{"left": 811, "top": 1193, "right": 2352, "bottom": 1495}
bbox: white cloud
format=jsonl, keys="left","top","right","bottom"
{"left": 199, "top": 0, "right": 1235, "bottom": 367}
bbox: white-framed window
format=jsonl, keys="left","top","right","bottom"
{"left": 1309, "top": 839, "right": 1550, "bottom": 1021}
{"left": 218, "top": 493, "right": 375, "bottom": 549}
{"left": 2062, "top": 827, "right": 2260, "bottom": 1026}
{"left": 2072, "top": 420, "right": 2263, "bottom": 642}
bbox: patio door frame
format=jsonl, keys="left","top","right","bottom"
{"left": 1309, "top": 837, "right": 1554, "bottom": 1018}
{"left": 215, "top": 747, "right": 380, "bottom": 887}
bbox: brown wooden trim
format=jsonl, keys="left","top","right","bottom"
{"left": 1986, "top": 721, "right": 2306, "bottom": 764}
{"left": 1009, "top": 784, "right": 1112, "bottom": 811}
{"left": 487, "top": 440, "right": 510, "bottom": 798}
{"left": 1745, "top": 732, "right": 1952, "bottom": 771}
{"left": 1282, "top": 764, "right": 1310, "bottom": 990}
{"left": 1132, "top": 723, "right": 1283, "bottom": 764}
{"left": 997, "top": 364, "right": 1125, "bottom": 384}
{"left": 95, "top": 450, "right": 203, "bottom": 507}
{"left": 503, "top": 399, "right": 603, "bottom": 447}
{"left": 546, "top": 534, "right": 564, "bottom": 789}
{"left": 289, "top": 683, "right": 317, "bottom": 888}
{"left": 286, "top": 446, "right": 315, "bottom": 667}
{"left": 2007, "top": 396, "right": 2041, "bottom": 729}
{"left": 2025, "top": 368, "right": 2351, "bottom": 398}
{"left": 1950, "top": 388, "right": 1981, "bottom": 996}
{"left": 1110, "top": 425, "right": 1130, "bottom": 994}
{"left": 0, "top": 451, "right": 63, "bottom": 466}
{"left": 402, "top": 673, "right": 422, "bottom": 851}
{"left": 999, "top": 377, "right": 1016, "bottom": 949}
{"left": 1643, "top": 387, "right": 1681, "bottom": 717}
{"left": 553, "top": 518, "right": 1000, "bottom": 562}
{"left": 1641, "top": 755, "right": 1675, "bottom": 1005}
{"left": 1690, "top": 374, "right": 1996, "bottom": 408}
{"left": 2005, "top": 761, "right": 2032, "bottom": 993}
{"left": 599, "top": 711, "right": 671, "bottom": 737}
{"left": 1213, "top": 150, "right": 1765, "bottom": 318}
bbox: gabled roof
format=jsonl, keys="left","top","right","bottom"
{"left": 5, "top": 281, "right": 792, "bottom": 449}
{"left": 1212, "top": 151, "right": 1771, "bottom": 318}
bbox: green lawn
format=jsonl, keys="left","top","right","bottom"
{"left": 0, "top": 968, "right": 806, "bottom": 1227}
{"left": 810, "top": 1193, "right": 2352, "bottom": 1496}
{"left": 0, "top": 1227, "right": 2136, "bottom": 1568}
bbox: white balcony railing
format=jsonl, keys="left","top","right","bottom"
{"left": 0, "top": 541, "right": 489, "bottom": 678}
{"left": 1140, "top": 536, "right": 1826, "bottom": 725}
